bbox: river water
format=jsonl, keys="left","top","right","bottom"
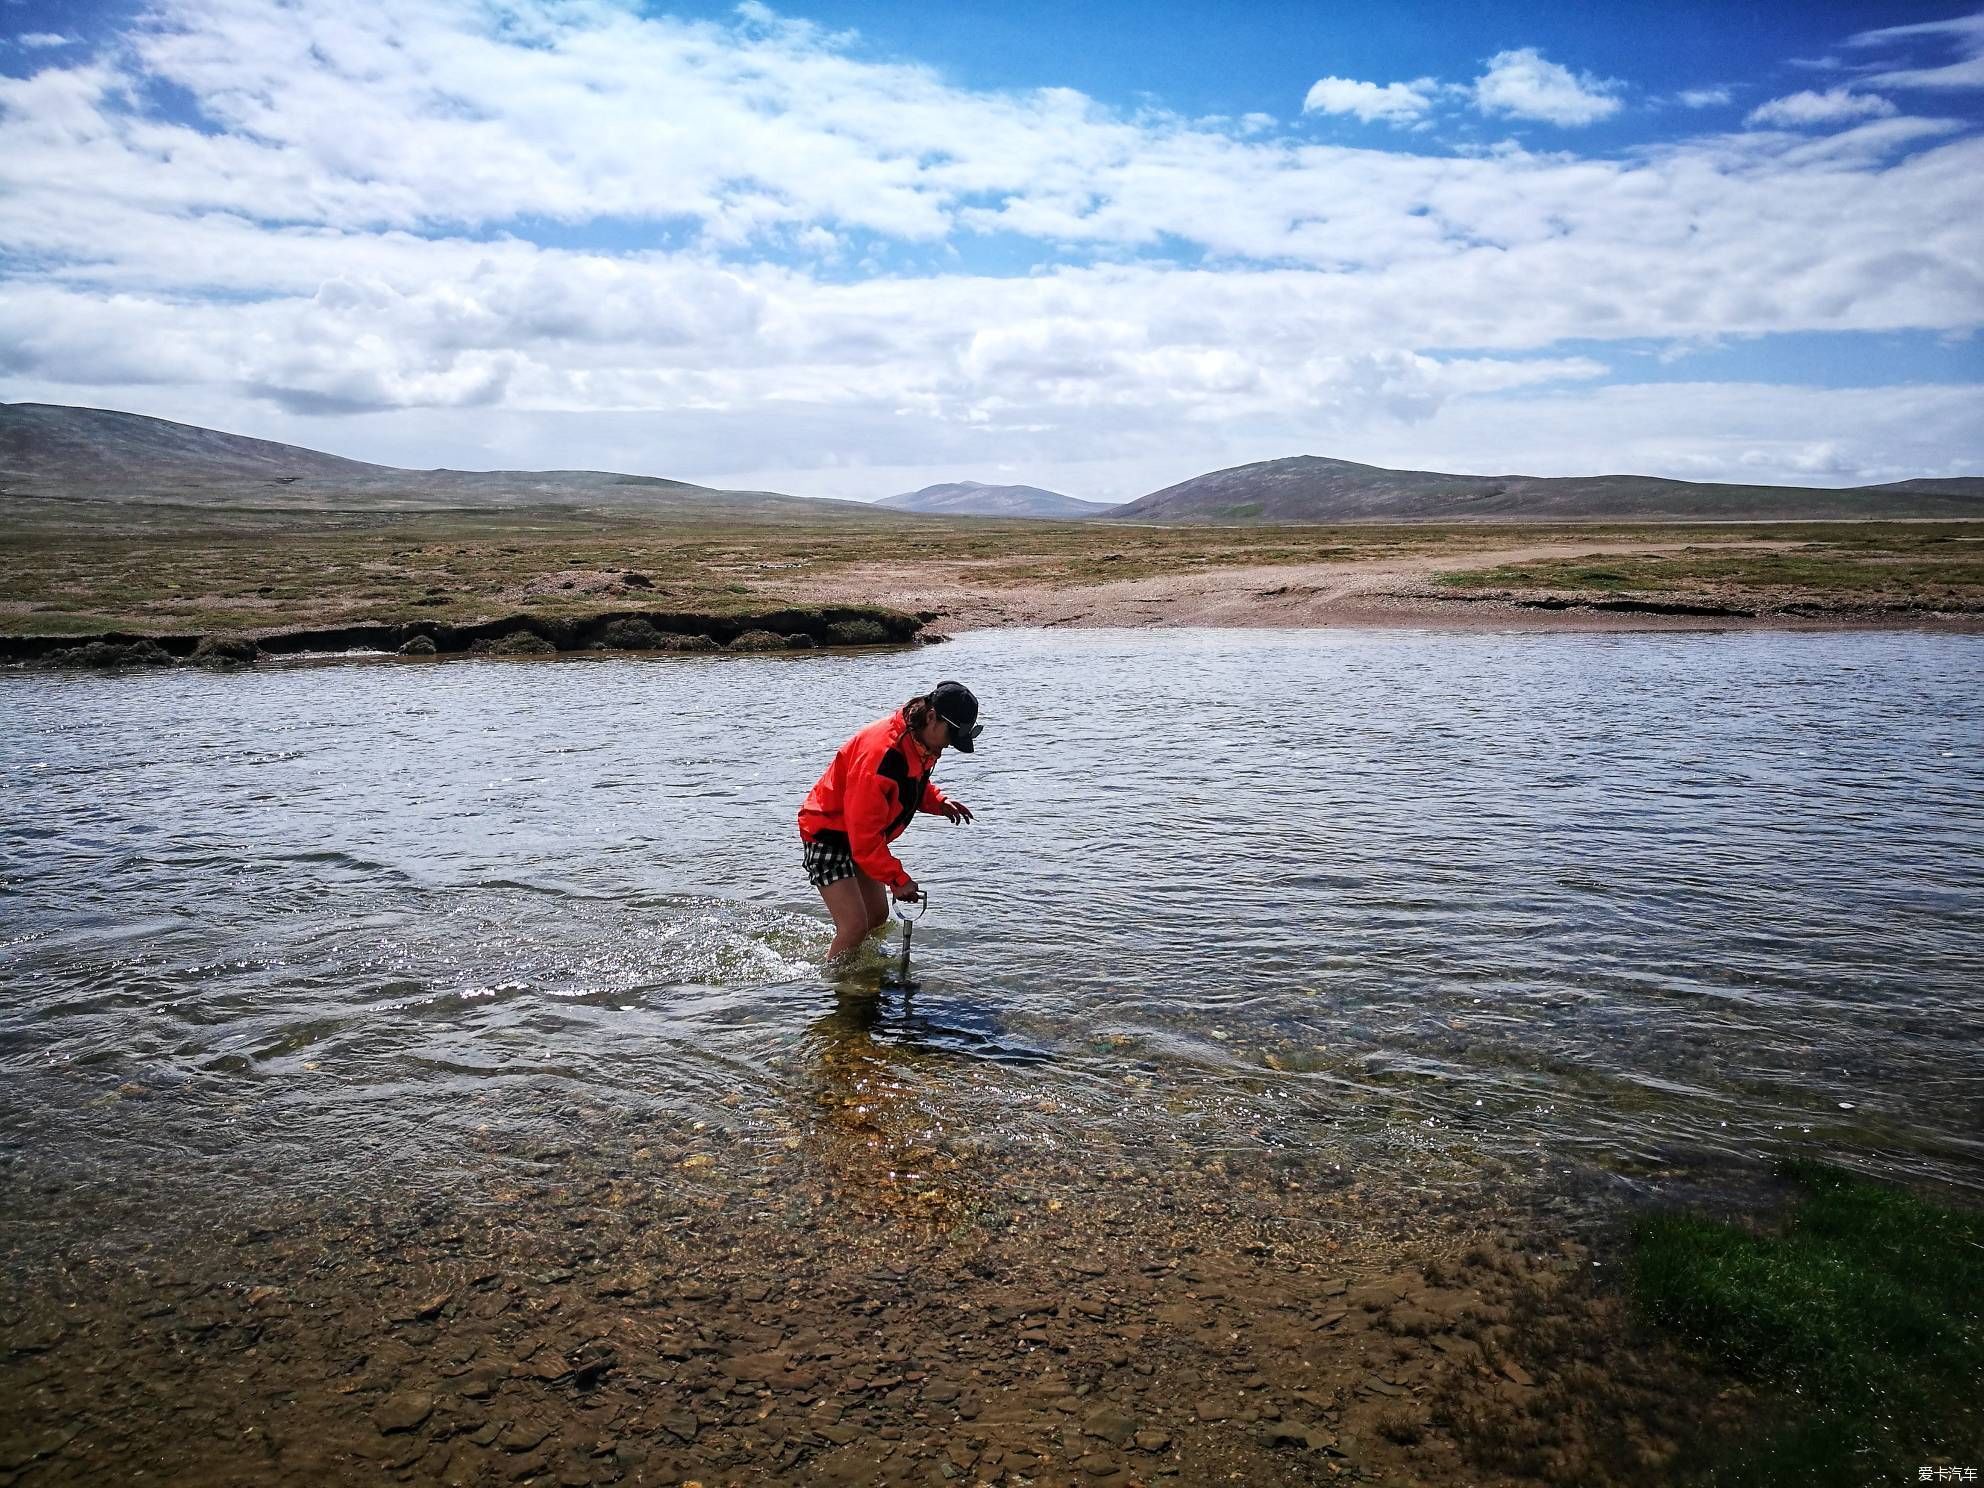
{"left": 3, "top": 627, "right": 1981, "bottom": 1226}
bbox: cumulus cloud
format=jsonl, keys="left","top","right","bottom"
{"left": 1471, "top": 48, "right": 1622, "bottom": 126}
{"left": 1850, "top": 10, "right": 1984, "bottom": 90}
{"left": 17, "top": 33, "right": 79, "bottom": 48}
{"left": 1747, "top": 88, "right": 1899, "bottom": 128}
{"left": 0, "top": 0, "right": 1977, "bottom": 493}
{"left": 1677, "top": 87, "right": 1731, "bottom": 108}
{"left": 1302, "top": 75, "right": 1436, "bottom": 124}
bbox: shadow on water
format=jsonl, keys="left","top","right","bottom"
{"left": 817, "top": 979, "right": 1054, "bottom": 1067}
{"left": 801, "top": 906, "right": 1054, "bottom": 1068}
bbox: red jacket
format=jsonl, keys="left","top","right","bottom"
{"left": 797, "top": 710, "right": 951, "bottom": 891}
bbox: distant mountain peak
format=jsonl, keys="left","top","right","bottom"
{"left": 876, "top": 481, "right": 1118, "bottom": 519}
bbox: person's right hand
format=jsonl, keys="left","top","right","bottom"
{"left": 892, "top": 877, "right": 921, "bottom": 903}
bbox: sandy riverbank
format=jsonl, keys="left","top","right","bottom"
{"left": 765, "top": 540, "right": 1984, "bottom": 635}
{"left": 7, "top": 529, "right": 1980, "bottom": 667}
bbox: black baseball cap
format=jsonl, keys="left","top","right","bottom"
{"left": 930, "top": 681, "right": 982, "bottom": 752}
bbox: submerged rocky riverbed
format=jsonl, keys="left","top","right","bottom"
{"left": 3, "top": 1090, "right": 1739, "bottom": 1488}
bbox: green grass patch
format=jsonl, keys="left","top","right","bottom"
{"left": 1634, "top": 1160, "right": 1983, "bottom": 1485}
{"left": 1, "top": 611, "right": 136, "bottom": 636}
{"left": 1440, "top": 528, "right": 1984, "bottom": 606}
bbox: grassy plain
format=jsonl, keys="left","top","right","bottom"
{"left": 3, "top": 494, "right": 1981, "bottom": 638}
{"left": 1440, "top": 524, "right": 1984, "bottom": 613}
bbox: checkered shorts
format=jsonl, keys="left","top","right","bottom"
{"left": 802, "top": 833, "right": 857, "bottom": 889}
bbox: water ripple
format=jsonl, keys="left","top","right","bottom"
{"left": 2, "top": 627, "right": 1981, "bottom": 1202}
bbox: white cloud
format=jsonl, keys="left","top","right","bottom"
{"left": 17, "top": 32, "right": 78, "bottom": 48}
{"left": 1677, "top": 87, "right": 1731, "bottom": 108}
{"left": 1746, "top": 88, "right": 1899, "bottom": 128}
{"left": 0, "top": 0, "right": 1977, "bottom": 495}
{"left": 1850, "top": 10, "right": 1984, "bottom": 90}
{"left": 1383, "top": 381, "right": 1984, "bottom": 490}
{"left": 1302, "top": 75, "right": 1436, "bottom": 125}
{"left": 1471, "top": 48, "right": 1622, "bottom": 127}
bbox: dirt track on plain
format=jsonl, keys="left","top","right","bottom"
{"left": 762, "top": 540, "right": 1924, "bottom": 634}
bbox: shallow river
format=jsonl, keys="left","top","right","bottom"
{"left": 3, "top": 627, "right": 1981, "bottom": 1223}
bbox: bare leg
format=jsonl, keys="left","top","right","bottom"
{"left": 856, "top": 872, "right": 890, "bottom": 935}
{"left": 820, "top": 871, "right": 891, "bottom": 963}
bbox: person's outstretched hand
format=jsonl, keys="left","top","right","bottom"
{"left": 942, "top": 801, "right": 975, "bottom": 824}
{"left": 892, "top": 877, "right": 922, "bottom": 902}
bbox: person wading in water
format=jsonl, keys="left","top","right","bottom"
{"left": 798, "top": 682, "right": 981, "bottom": 964}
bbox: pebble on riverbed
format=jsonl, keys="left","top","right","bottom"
{"left": 0, "top": 1130, "right": 1732, "bottom": 1488}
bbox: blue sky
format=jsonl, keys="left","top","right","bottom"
{"left": 1, "top": 0, "right": 1980, "bottom": 499}
{"left": 650, "top": 1, "right": 1981, "bottom": 134}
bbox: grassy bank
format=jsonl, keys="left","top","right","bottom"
{"left": 4, "top": 498, "right": 1981, "bottom": 637}
{"left": 0, "top": 504, "right": 1523, "bottom": 636}
{"left": 0, "top": 501, "right": 937, "bottom": 638}
{"left": 1441, "top": 526, "right": 1984, "bottom": 614}
{"left": 1635, "top": 1160, "right": 1983, "bottom": 1486}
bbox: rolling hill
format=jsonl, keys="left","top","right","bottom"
{"left": 876, "top": 481, "right": 1117, "bottom": 519}
{"left": 0, "top": 402, "right": 895, "bottom": 523}
{"left": 1109, "top": 454, "right": 1984, "bottom": 524}
{"left": 10, "top": 404, "right": 1980, "bottom": 529}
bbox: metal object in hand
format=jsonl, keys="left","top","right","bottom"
{"left": 891, "top": 888, "right": 927, "bottom": 989}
